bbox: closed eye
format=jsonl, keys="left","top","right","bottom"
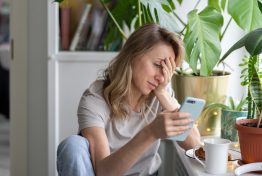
{"left": 154, "top": 63, "right": 162, "bottom": 68}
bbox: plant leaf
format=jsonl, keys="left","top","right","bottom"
{"left": 221, "top": 0, "right": 227, "bottom": 10}
{"left": 228, "top": 0, "right": 262, "bottom": 32}
{"left": 184, "top": 7, "right": 223, "bottom": 76}
{"left": 206, "top": 103, "right": 230, "bottom": 111}
{"left": 229, "top": 96, "right": 235, "bottom": 110}
{"left": 250, "top": 63, "right": 262, "bottom": 116}
{"left": 258, "top": 0, "right": 262, "bottom": 13}
{"left": 236, "top": 97, "right": 248, "bottom": 111}
{"left": 208, "top": 0, "right": 221, "bottom": 12}
{"left": 110, "top": 0, "right": 138, "bottom": 30}
{"left": 245, "top": 28, "right": 262, "bottom": 56}
{"left": 176, "top": 0, "right": 183, "bottom": 5}
{"left": 140, "top": 0, "right": 181, "bottom": 32}
{"left": 219, "top": 28, "right": 262, "bottom": 63}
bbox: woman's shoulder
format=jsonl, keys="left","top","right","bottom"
{"left": 79, "top": 79, "right": 109, "bottom": 109}
{"left": 79, "top": 79, "right": 110, "bottom": 113}
{"left": 83, "top": 79, "right": 105, "bottom": 98}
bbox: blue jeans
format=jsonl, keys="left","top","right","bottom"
{"left": 57, "top": 135, "right": 95, "bottom": 176}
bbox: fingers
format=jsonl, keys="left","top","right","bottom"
{"left": 170, "top": 57, "right": 176, "bottom": 73}
{"left": 161, "top": 57, "right": 176, "bottom": 81}
{"left": 166, "top": 124, "right": 191, "bottom": 132}
{"left": 163, "top": 111, "right": 193, "bottom": 135}
{"left": 171, "top": 117, "right": 193, "bottom": 126}
{"left": 163, "top": 57, "right": 176, "bottom": 73}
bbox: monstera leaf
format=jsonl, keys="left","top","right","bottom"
{"left": 219, "top": 28, "right": 262, "bottom": 62}
{"left": 139, "top": 0, "right": 180, "bottom": 32}
{"left": 228, "top": 0, "right": 262, "bottom": 32}
{"left": 183, "top": 7, "right": 223, "bottom": 76}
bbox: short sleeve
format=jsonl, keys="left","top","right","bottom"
{"left": 77, "top": 89, "right": 110, "bottom": 131}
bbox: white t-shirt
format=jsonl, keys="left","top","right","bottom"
{"left": 78, "top": 80, "right": 177, "bottom": 176}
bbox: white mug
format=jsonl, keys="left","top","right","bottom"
{"left": 193, "top": 138, "right": 231, "bottom": 174}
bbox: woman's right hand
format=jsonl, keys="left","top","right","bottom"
{"left": 147, "top": 111, "right": 193, "bottom": 139}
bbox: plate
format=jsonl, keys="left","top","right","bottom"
{"left": 234, "top": 162, "right": 262, "bottom": 175}
{"left": 185, "top": 148, "right": 241, "bottom": 161}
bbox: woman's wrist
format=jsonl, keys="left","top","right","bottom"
{"left": 154, "top": 89, "right": 178, "bottom": 111}
{"left": 154, "top": 87, "right": 167, "bottom": 96}
{"left": 143, "top": 124, "right": 159, "bottom": 141}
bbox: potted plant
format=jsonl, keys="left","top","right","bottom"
{"left": 206, "top": 96, "right": 248, "bottom": 142}
{"left": 219, "top": 28, "right": 262, "bottom": 164}
{"left": 55, "top": 0, "right": 262, "bottom": 136}
{"left": 96, "top": 0, "right": 262, "bottom": 136}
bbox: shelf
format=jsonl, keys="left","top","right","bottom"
{"left": 49, "top": 51, "right": 117, "bottom": 62}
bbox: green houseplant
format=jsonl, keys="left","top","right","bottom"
{"left": 206, "top": 96, "right": 248, "bottom": 141}
{"left": 55, "top": 0, "right": 262, "bottom": 135}
{"left": 219, "top": 28, "right": 262, "bottom": 163}
{"left": 96, "top": 0, "right": 262, "bottom": 136}
{"left": 96, "top": 0, "right": 262, "bottom": 76}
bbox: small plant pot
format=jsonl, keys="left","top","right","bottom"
{"left": 235, "top": 119, "right": 262, "bottom": 164}
{"left": 221, "top": 109, "right": 247, "bottom": 142}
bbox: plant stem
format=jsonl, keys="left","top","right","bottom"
{"left": 180, "top": 24, "right": 188, "bottom": 35}
{"left": 194, "top": 0, "right": 201, "bottom": 9}
{"left": 221, "top": 17, "right": 232, "bottom": 40}
{"left": 99, "top": 0, "right": 127, "bottom": 39}
{"left": 138, "top": 0, "right": 142, "bottom": 26}
{"left": 173, "top": 12, "right": 186, "bottom": 26}
{"left": 247, "top": 89, "right": 252, "bottom": 119}
{"left": 257, "top": 112, "right": 262, "bottom": 128}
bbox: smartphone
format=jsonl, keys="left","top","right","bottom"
{"left": 168, "top": 96, "right": 206, "bottom": 141}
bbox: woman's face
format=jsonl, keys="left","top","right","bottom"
{"left": 131, "top": 42, "right": 175, "bottom": 98}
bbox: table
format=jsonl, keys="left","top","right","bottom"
{"left": 174, "top": 141, "right": 261, "bottom": 176}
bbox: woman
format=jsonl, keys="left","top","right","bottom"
{"left": 57, "top": 23, "right": 201, "bottom": 176}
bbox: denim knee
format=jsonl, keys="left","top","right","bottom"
{"left": 57, "top": 135, "right": 95, "bottom": 176}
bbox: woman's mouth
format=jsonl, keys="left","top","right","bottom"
{"left": 148, "top": 81, "right": 157, "bottom": 90}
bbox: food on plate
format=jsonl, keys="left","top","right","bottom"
{"left": 195, "top": 147, "right": 232, "bottom": 161}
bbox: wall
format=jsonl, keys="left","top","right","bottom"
{"left": 10, "top": 0, "right": 48, "bottom": 175}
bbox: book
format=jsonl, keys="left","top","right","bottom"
{"left": 69, "top": 3, "right": 92, "bottom": 51}
{"left": 60, "top": 6, "right": 71, "bottom": 50}
{"left": 86, "top": 7, "right": 108, "bottom": 50}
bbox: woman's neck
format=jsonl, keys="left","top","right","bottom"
{"left": 127, "top": 95, "right": 142, "bottom": 112}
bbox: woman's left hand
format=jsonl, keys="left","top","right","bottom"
{"left": 154, "top": 57, "right": 176, "bottom": 93}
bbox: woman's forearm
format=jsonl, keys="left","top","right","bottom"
{"left": 96, "top": 126, "right": 157, "bottom": 176}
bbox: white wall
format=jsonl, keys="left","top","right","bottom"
{"left": 10, "top": 0, "right": 48, "bottom": 175}
{"left": 48, "top": 53, "right": 115, "bottom": 176}
{"left": 57, "top": 57, "right": 113, "bottom": 141}
{"left": 10, "top": 0, "right": 28, "bottom": 175}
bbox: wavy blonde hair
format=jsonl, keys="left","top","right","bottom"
{"left": 103, "top": 23, "right": 184, "bottom": 119}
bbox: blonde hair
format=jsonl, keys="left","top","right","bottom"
{"left": 103, "top": 23, "right": 184, "bottom": 119}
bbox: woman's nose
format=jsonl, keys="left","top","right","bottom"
{"left": 155, "top": 71, "right": 164, "bottom": 83}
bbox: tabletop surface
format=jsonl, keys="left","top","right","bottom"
{"left": 175, "top": 140, "right": 261, "bottom": 176}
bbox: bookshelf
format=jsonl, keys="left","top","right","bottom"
{"left": 58, "top": 0, "right": 111, "bottom": 51}
{"left": 48, "top": 2, "right": 116, "bottom": 175}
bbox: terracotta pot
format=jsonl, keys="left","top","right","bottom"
{"left": 235, "top": 119, "right": 262, "bottom": 163}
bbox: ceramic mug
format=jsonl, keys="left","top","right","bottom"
{"left": 193, "top": 138, "right": 231, "bottom": 174}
